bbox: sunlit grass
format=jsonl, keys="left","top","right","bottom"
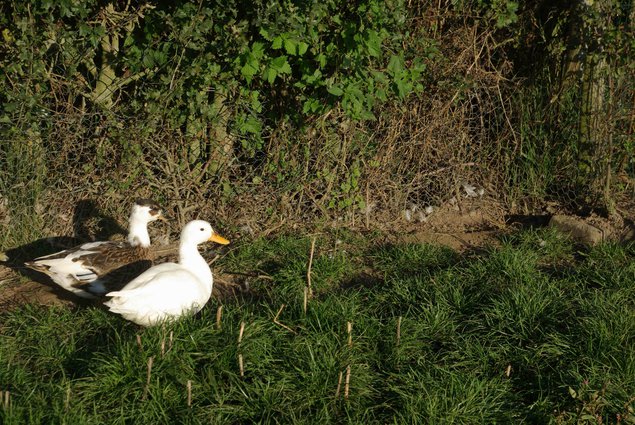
{"left": 1, "top": 228, "right": 634, "bottom": 423}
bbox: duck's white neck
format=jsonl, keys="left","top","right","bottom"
{"left": 179, "top": 242, "right": 214, "bottom": 291}
{"left": 127, "top": 215, "right": 151, "bottom": 247}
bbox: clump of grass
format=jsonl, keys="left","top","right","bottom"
{"left": 1, "top": 228, "right": 635, "bottom": 423}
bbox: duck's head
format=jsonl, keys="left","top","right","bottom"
{"left": 131, "top": 198, "right": 167, "bottom": 224}
{"left": 182, "top": 220, "right": 230, "bottom": 246}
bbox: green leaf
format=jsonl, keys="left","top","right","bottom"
{"left": 123, "top": 34, "right": 135, "bottom": 48}
{"left": 365, "top": 30, "right": 381, "bottom": 57}
{"left": 142, "top": 54, "right": 154, "bottom": 68}
{"left": 303, "top": 98, "right": 320, "bottom": 114}
{"left": 317, "top": 53, "right": 327, "bottom": 69}
{"left": 272, "top": 36, "right": 283, "bottom": 50}
{"left": 3, "top": 102, "right": 18, "bottom": 112}
{"left": 241, "top": 59, "right": 259, "bottom": 83}
{"left": 394, "top": 79, "right": 412, "bottom": 98}
{"left": 251, "top": 42, "right": 265, "bottom": 60}
{"left": 371, "top": 70, "right": 388, "bottom": 84}
{"left": 303, "top": 69, "right": 323, "bottom": 85}
{"left": 284, "top": 37, "right": 298, "bottom": 55}
{"left": 240, "top": 116, "right": 261, "bottom": 134}
{"left": 387, "top": 55, "right": 404, "bottom": 77}
{"left": 568, "top": 387, "right": 577, "bottom": 399}
{"left": 298, "top": 42, "right": 309, "bottom": 56}
{"left": 327, "top": 85, "right": 343, "bottom": 96}
{"left": 271, "top": 56, "right": 291, "bottom": 74}
{"left": 259, "top": 28, "right": 271, "bottom": 41}
{"left": 153, "top": 50, "right": 167, "bottom": 66}
{"left": 79, "top": 23, "right": 91, "bottom": 37}
{"left": 264, "top": 67, "right": 277, "bottom": 84}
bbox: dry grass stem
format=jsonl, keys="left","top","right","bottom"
{"left": 307, "top": 237, "right": 316, "bottom": 297}
{"left": 142, "top": 356, "right": 154, "bottom": 401}
{"left": 136, "top": 334, "right": 142, "bottom": 350}
{"left": 303, "top": 286, "right": 308, "bottom": 314}
{"left": 335, "top": 371, "right": 343, "bottom": 399}
{"left": 238, "top": 321, "right": 245, "bottom": 345}
{"left": 505, "top": 364, "right": 512, "bottom": 377}
{"left": 344, "top": 365, "right": 351, "bottom": 400}
{"left": 208, "top": 253, "right": 220, "bottom": 265}
{"left": 216, "top": 305, "right": 223, "bottom": 330}
{"left": 169, "top": 331, "right": 173, "bottom": 350}
{"left": 347, "top": 321, "right": 353, "bottom": 348}
{"left": 238, "top": 321, "right": 245, "bottom": 377}
{"left": 187, "top": 380, "right": 192, "bottom": 407}
{"left": 397, "top": 316, "right": 402, "bottom": 346}
{"left": 238, "top": 354, "right": 244, "bottom": 377}
{"left": 273, "top": 304, "right": 296, "bottom": 334}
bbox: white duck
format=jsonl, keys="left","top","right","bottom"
{"left": 25, "top": 199, "right": 167, "bottom": 299}
{"left": 104, "top": 220, "right": 229, "bottom": 327}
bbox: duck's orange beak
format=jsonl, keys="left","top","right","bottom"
{"left": 209, "top": 233, "right": 230, "bottom": 245}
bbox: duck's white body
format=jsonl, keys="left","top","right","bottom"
{"left": 25, "top": 199, "right": 165, "bottom": 299}
{"left": 104, "top": 220, "right": 229, "bottom": 327}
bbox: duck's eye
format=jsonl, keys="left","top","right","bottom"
{"left": 200, "top": 228, "right": 205, "bottom": 231}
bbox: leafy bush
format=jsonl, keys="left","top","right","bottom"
{"left": 0, "top": 0, "right": 633, "bottom": 249}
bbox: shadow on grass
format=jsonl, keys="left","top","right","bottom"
{"left": 1, "top": 199, "right": 128, "bottom": 303}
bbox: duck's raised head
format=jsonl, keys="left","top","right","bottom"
{"left": 181, "top": 220, "right": 230, "bottom": 246}
{"left": 127, "top": 199, "right": 167, "bottom": 247}
{"left": 132, "top": 198, "right": 166, "bottom": 224}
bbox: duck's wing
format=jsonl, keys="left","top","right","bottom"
{"left": 105, "top": 268, "right": 205, "bottom": 319}
{"left": 74, "top": 243, "right": 150, "bottom": 276}
{"left": 25, "top": 241, "right": 152, "bottom": 297}
{"left": 107, "top": 262, "right": 182, "bottom": 293}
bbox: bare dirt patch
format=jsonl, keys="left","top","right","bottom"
{"left": 0, "top": 266, "right": 75, "bottom": 311}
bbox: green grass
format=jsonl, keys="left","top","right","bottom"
{"left": 1, "top": 228, "right": 635, "bottom": 424}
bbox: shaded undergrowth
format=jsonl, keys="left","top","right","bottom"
{"left": 1, "top": 227, "right": 634, "bottom": 424}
